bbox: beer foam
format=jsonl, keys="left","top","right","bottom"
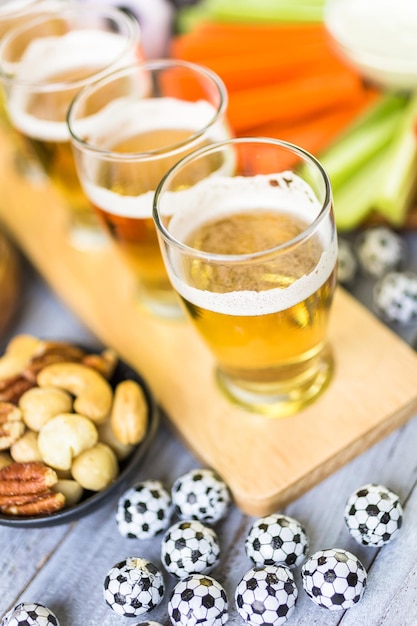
{"left": 84, "top": 183, "right": 154, "bottom": 219}
{"left": 17, "top": 31, "right": 129, "bottom": 81}
{"left": 171, "top": 248, "right": 336, "bottom": 316}
{"left": 80, "top": 97, "right": 230, "bottom": 218}
{"left": 165, "top": 173, "right": 337, "bottom": 316}
{"left": 168, "top": 172, "right": 324, "bottom": 240}
{"left": 8, "top": 30, "right": 134, "bottom": 141}
{"left": 84, "top": 97, "right": 226, "bottom": 147}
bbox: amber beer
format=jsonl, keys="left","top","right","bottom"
{"left": 0, "top": 0, "right": 61, "bottom": 181}
{"left": 154, "top": 143, "right": 338, "bottom": 417}
{"left": 0, "top": 6, "right": 139, "bottom": 246}
{"left": 86, "top": 103, "right": 228, "bottom": 312}
{"left": 178, "top": 210, "right": 336, "bottom": 390}
{"left": 68, "top": 61, "right": 230, "bottom": 318}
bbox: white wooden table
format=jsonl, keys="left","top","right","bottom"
{"left": 1, "top": 250, "right": 417, "bottom": 626}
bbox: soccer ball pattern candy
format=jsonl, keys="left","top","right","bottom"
{"left": 103, "top": 557, "right": 164, "bottom": 617}
{"left": 301, "top": 548, "right": 367, "bottom": 610}
{"left": 337, "top": 238, "right": 358, "bottom": 286}
{"left": 245, "top": 513, "right": 309, "bottom": 569}
{"left": 373, "top": 271, "right": 417, "bottom": 325}
{"left": 161, "top": 519, "right": 221, "bottom": 578}
{"left": 168, "top": 574, "right": 228, "bottom": 626}
{"left": 116, "top": 480, "right": 173, "bottom": 539}
{"left": 344, "top": 483, "right": 403, "bottom": 547}
{"left": 235, "top": 564, "right": 298, "bottom": 626}
{"left": 171, "top": 468, "right": 231, "bottom": 525}
{"left": 355, "top": 226, "right": 407, "bottom": 278}
{"left": 1, "top": 603, "right": 60, "bottom": 626}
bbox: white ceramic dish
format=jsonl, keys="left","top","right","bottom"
{"left": 325, "top": 0, "right": 417, "bottom": 91}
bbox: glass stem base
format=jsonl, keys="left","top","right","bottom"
{"left": 215, "top": 346, "right": 334, "bottom": 418}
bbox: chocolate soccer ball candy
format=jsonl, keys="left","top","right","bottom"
{"left": 168, "top": 574, "right": 228, "bottom": 626}
{"left": 171, "top": 468, "right": 231, "bottom": 525}
{"left": 161, "top": 519, "right": 221, "bottom": 578}
{"left": 1, "top": 603, "right": 60, "bottom": 626}
{"left": 245, "top": 513, "right": 309, "bottom": 569}
{"left": 103, "top": 557, "right": 164, "bottom": 617}
{"left": 301, "top": 548, "right": 367, "bottom": 610}
{"left": 344, "top": 483, "right": 403, "bottom": 547}
{"left": 373, "top": 271, "right": 417, "bottom": 325}
{"left": 116, "top": 479, "right": 173, "bottom": 539}
{"left": 235, "top": 565, "right": 298, "bottom": 626}
{"left": 355, "top": 226, "right": 407, "bottom": 278}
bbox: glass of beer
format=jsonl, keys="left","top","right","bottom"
{"left": 0, "top": 4, "right": 141, "bottom": 249}
{"left": 0, "top": 0, "right": 61, "bottom": 183}
{"left": 153, "top": 138, "right": 338, "bottom": 417}
{"left": 67, "top": 59, "right": 230, "bottom": 319}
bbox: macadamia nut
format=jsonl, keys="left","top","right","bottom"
{"left": 71, "top": 442, "right": 119, "bottom": 491}
{"left": 10, "top": 430, "right": 43, "bottom": 463}
{"left": 19, "top": 386, "right": 73, "bottom": 431}
{"left": 38, "top": 413, "right": 98, "bottom": 471}
{"left": 52, "top": 479, "right": 84, "bottom": 507}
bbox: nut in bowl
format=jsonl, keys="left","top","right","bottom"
{"left": 0, "top": 335, "right": 159, "bottom": 527}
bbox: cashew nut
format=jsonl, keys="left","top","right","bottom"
{"left": 10, "top": 430, "right": 43, "bottom": 463}
{"left": 110, "top": 379, "right": 148, "bottom": 445}
{"left": 18, "top": 386, "right": 73, "bottom": 431}
{"left": 37, "top": 362, "right": 113, "bottom": 423}
{"left": 0, "top": 334, "right": 41, "bottom": 381}
{"left": 38, "top": 413, "right": 98, "bottom": 471}
{"left": 71, "top": 442, "right": 119, "bottom": 491}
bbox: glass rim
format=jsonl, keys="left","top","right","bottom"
{"left": 67, "top": 58, "right": 229, "bottom": 161}
{"left": 0, "top": 4, "right": 140, "bottom": 91}
{"left": 0, "top": 0, "right": 43, "bottom": 18}
{"left": 152, "top": 136, "right": 333, "bottom": 265}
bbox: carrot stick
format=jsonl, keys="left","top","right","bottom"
{"left": 241, "top": 93, "right": 381, "bottom": 169}
{"left": 170, "top": 21, "right": 327, "bottom": 61}
{"left": 226, "top": 68, "right": 366, "bottom": 133}
{"left": 193, "top": 47, "right": 349, "bottom": 92}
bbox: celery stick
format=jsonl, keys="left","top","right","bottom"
{"left": 318, "top": 94, "right": 407, "bottom": 191}
{"left": 333, "top": 148, "right": 390, "bottom": 231}
{"left": 373, "top": 91, "right": 417, "bottom": 226}
{"left": 203, "top": 0, "right": 325, "bottom": 23}
{"left": 176, "top": 0, "right": 326, "bottom": 33}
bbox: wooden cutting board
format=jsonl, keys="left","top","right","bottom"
{"left": 2, "top": 126, "right": 417, "bottom": 516}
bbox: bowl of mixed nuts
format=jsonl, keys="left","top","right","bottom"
{"left": 0, "top": 334, "right": 159, "bottom": 527}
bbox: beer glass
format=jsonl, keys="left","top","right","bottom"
{"left": 153, "top": 138, "right": 338, "bottom": 417}
{"left": 0, "top": 4, "right": 141, "bottom": 249}
{"left": 0, "top": 0, "right": 61, "bottom": 183}
{"left": 67, "top": 60, "right": 230, "bottom": 319}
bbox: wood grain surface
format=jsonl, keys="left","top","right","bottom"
{"left": 2, "top": 122, "right": 417, "bottom": 516}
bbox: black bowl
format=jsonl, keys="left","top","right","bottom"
{"left": 0, "top": 356, "right": 159, "bottom": 528}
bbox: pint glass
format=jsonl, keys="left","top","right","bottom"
{"left": 68, "top": 60, "right": 230, "bottom": 318}
{"left": 0, "top": 4, "right": 141, "bottom": 248}
{"left": 153, "top": 138, "right": 338, "bottom": 417}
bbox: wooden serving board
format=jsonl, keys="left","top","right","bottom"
{"left": 3, "top": 129, "right": 417, "bottom": 516}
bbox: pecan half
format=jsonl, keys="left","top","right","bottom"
{"left": 82, "top": 348, "right": 118, "bottom": 380}
{"left": 0, "top": 490, "right": 65, "bottom": 516}
{"left": 0, "top": 461, "right": 58, "bottom": 494}
{"left": 23, "top": 344, "right": 86, "bottom": 383}
{"left": 0, "top": 376, "right": 35, "bottom": 405}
